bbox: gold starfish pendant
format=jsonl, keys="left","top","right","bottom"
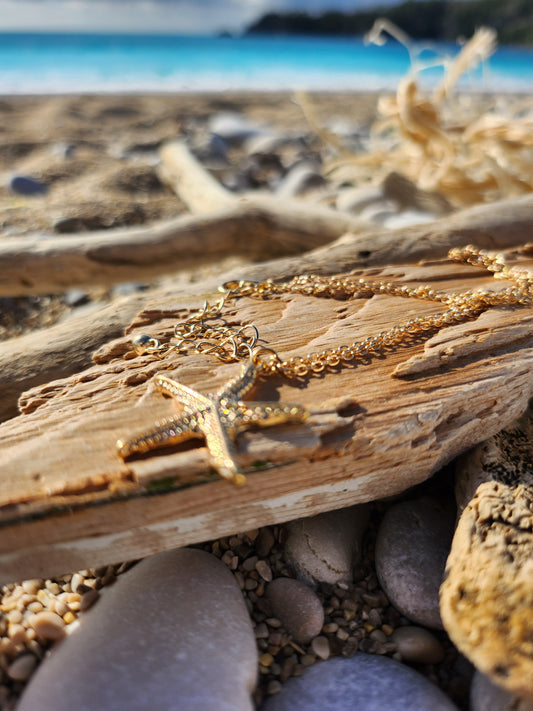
{"left": 117, "top": 359, "right": 308, "bottom": 485}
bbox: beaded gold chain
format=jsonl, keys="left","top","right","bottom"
{"left": 118, "top": 245, "right": 532, "bottom": 484}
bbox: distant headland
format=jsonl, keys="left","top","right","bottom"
{"left": 245, "top": 0, "right": 533, "bottom": 46}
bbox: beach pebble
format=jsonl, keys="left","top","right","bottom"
{"left": 63, "top": 289, "right": 90, "bottom": 307}
{"left": 325, "top": 117, "right": 366, "bottom": 151}
{"left": 325, "top": 116, "right": 361, "bottom": 138}
{"left": 223, "top": 171, "right": 253, "bottom": 192}
{"left": 470, "top": 670, "right": 533, "bottom": 711}
{"left": 375, "top": 497, "right": 455, "bottom": 629}
{"left": 7, "top": 654, "right": 38, "bottom": 682}
{"left": 9, "top": 175, "right": 48, "bottom": 196}
{"left": 256, "top": 527, "right": 276, "bottom": 557}
{"left": 51, "top": 141, "right": 76, "bottom": 159}
{"left": 245, "top": 132, "right": 302, "bottom": 156}
{"left": 209, "top": 112, "right": 268, "bottom": 146}
{"left": 276, "top": 161, "right": 325, "bottom": 197}
{"left": 112, "top": 282, "right": 149, "bottom": 296}
{"left": 27, "top": 611, "right": 65, "bottom": 641}
{"left": 382, "top": 171, "right": 452, "bottom": 215}
{"left": 390, "top": 625, "right": 445, "bottom": 664}
{"left": 194, "top": 133, "right": 229, "bottom": 164}
{"left": 310, "top": 635, "right": 330, "bottom": 660}
{"left": 359, "top": 201, "right": 398, "bottom": 224}
{"left": 242, "top": 153, "right": 285, "bottom": 189}
{"left": 284, "top": 505, "right": 369, "bottom": 585}
{"left": 260, "top": 653, "right": 459, "bottom": 710}
{"left": 265, "top": 577, "right": 324, "bottom": 644}
{"left": 18, "top": 548, "right": 257, "bottom": 711}
{"left": 382, "top": 210, "right": 438, "bottom": 229}
{"left": 335, "top": 185, "right": 384, "bottom": 214}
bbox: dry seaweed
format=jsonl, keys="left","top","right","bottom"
{"left": 298, "top": 22, "right": 533, "bottom": 208}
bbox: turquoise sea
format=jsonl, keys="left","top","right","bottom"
{"left": 1, "top": 32, "right": 533, "bottom": 94}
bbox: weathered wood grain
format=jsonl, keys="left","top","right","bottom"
{"left": 0, "top": 256, "right": 531, "bottom": 583}
{"left": 0, "top": 294, "right": 148, "bottom": 424}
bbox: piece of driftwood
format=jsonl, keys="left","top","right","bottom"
{"left": 0, "top": 241, "right": 497, "bottom": 423}
{"left": 1, "top": 191, "right": 533, "bottom": 296}
{"left": 159, "top": 140, "right": 237, "bottom": 213}
{"left": 440, "top": 410, "right": 533, "bottom": 699}
{"left": 0, "top": 256, "right": 531, "bottom": 583}
{"left": 1, "top": 230, "right": 531, "bottom": 426}
{"left": 0, "top": 294, "right": 147, "bottom": 424}
{"left": 0, "top": 199, "right": 366, "bottom": 298}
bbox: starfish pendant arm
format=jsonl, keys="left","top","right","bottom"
{"left": 116, "top": 412, "right": 203, "bottom": 458}
{"left": 217, "top": 359, "right": 259, "bottom": 401}
{"left": 116, "top": 359, "right": 308, "bottom": 485}
{"left": 153, "top": 374, "right": 211, "bottom": 412}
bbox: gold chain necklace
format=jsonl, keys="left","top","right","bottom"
{"left": 117, "top": 245, "right": 533, "bottom": 485}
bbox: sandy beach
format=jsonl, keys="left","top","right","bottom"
{"left": 0, "top": 91, "right": 382, "bottom": 338}
{"left": 0, "top": 91, "right": 380, "bottom": 235}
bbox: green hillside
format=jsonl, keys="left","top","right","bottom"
{"left": 246, "top": 0, "right": 533, "bottom": 45}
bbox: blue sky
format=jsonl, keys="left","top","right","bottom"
{"left": 0, "top": 0, "right": 402, "bottom": 34}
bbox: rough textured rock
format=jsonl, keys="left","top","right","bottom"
{"left": 440, "top": 410, "right": 533, "bottom": 699}
{"left": 470, "top": 671, "right": 533, "bottom": 711}
{"left": 265, "top": 577, "right": 324, "bottom": 644}
{"left": 18, "top": 548, "right": 258, "bottom": 711}
{"left": 260, "top": 653, "right": 459, "bottom": 711}
{"left": 375, "top": 497, "right": 455, "bottom": 629}
{"left": 284, "top": 505, "right": 370, "bottom": 585}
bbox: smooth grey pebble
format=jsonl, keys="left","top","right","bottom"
{"left": 359, "top": 200, "right": 398, "bottom": 224}
{"left": 260, "top": 653, "right": 459, "bottom": 710}
{"left": 265, "top": 577, "right": 324, "bottom": 644}
{"left": 335, "top": 185, "right": 384, "bottom": 214}
{"left": 208, "top": 112, "right": 268, "bottom": 146}
{"left": 276, "top": 162, "right": 325, "bottom": 197}
{"left": 18, "top": 548, "right": 257, "bottom": 711}
{"left": 375, "top": 497, "right": 455, "bottom": 629}
{"left": 245, "top": 132, "right": 302, "bottom": 156}
{"left": 195, "top": 133, "right": 229, "bottom": 164}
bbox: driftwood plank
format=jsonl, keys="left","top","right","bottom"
{"left": 0, "top": 199, "right": 366, "bottom": 297}
{"left": 0, "top": 235, "right": 495, "bottom": 424}
{"left": 4, "top": 217, "right": 531, "bottom": 424}
{"left": 0, "top": 256, "right": 531, "bottom": 583}
{"left": 1, "top": 194, "right": 533, "bottom": 296}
